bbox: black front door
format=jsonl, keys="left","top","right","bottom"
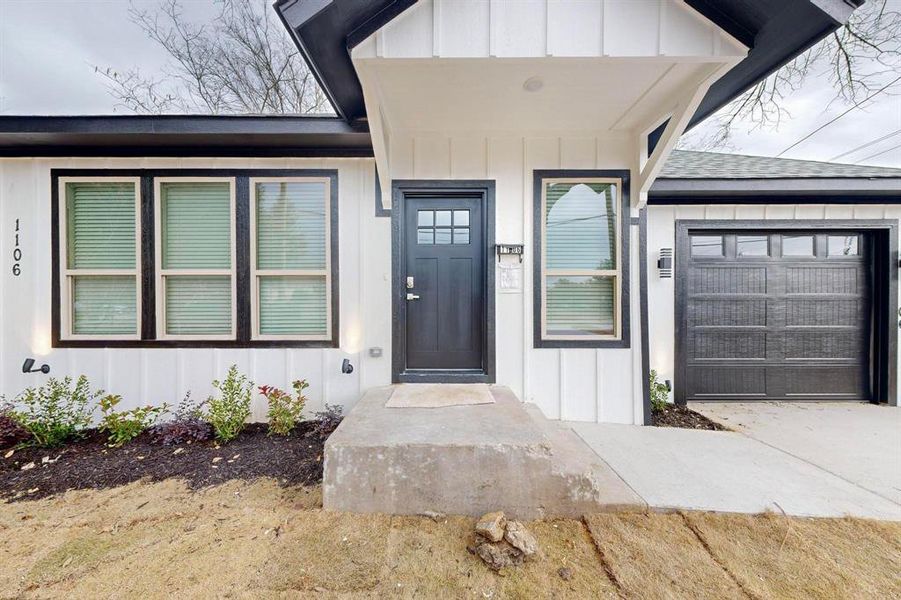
{"left": 403, "top": 196, "right": 484, "bottom": 372}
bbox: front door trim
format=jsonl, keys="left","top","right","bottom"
{"left": 674, "top": 219, "right": 898, "bottom": 406}
{"left": 391, "top": 180, "right": 496, "bottom": 383}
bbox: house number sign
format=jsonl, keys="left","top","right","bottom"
{"left": 12, "top": 218, "right": 22, "bottom": 276}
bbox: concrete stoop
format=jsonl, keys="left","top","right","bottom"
{"left": 323, "top": 385, "right": 645, "bottom": 518}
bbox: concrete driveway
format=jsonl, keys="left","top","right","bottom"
{"left": 569, "top": 402, "right": 901, "bottom": 521}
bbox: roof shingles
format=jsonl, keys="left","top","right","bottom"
{"left": 661, "top": 150, "right": 901, "bottom": 180}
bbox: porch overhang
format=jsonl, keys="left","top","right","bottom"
{"left": 275, "top": 0, "right": 862, "bottom": 129}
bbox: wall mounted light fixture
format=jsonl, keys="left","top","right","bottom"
{"left": 657, "top": 248, "right": 673, "bottom": 278}
{"left": 22, "top": 358, "right": 50, "bottom": 374}
{"left": 341, "top": 359, "right": 354, "bottom": 374}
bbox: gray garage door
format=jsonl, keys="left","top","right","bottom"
{"left": 679, "top": 230, "right": 872, "bottom": 401}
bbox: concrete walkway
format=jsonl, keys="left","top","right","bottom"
{"left": 570, "top": 403, "right": 901, "bottom": 521}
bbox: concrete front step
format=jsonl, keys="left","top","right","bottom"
{"left": 323, "top": 385, "right": 645, "bottom": 518}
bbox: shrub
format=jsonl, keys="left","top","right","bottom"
{"left": 207, "top": 365, "right": 253, "bottom": 443}
{"left": 14, "top": 376, "right": 99, "bottom": 447}
{"left": 260, "top": 379, "right": 308, "bottom": 436}
{"left": 148, "top": 393, "right": 213, "bottom": 446}
{"left": 99, "top": 394, "right": 167, "bottom": 447}
{"left": 649, "top": 369, "right": 670, "bottom": 412}
{"left": 307, "top": 403, "right": 343, "bottom": 441}
{"left": 0, "top": 403, "right": 30, "bottom": 449}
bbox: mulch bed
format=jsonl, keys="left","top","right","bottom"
{"left": 651, "top": 404, "right": 729, "bottom": 431}
{"left": 0, "top": 422, "right": 325, "bottom": 503}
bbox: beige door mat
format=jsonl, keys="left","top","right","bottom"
{"left": 385, "top": 384, "right": 495, "bottom": 408}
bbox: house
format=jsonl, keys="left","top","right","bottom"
{"left": 0, "top": 0, "right": 895, "bottom": 428}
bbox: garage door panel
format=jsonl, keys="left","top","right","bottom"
{"left": 688, "top": 298, "right": 766, "bottom": 326}
{"left": 784, "top": 330, "right": 868, "bottom": 360}
{"left": 785, "top": 298, "right": 864, "bottom": 326}
{"left": 687, "top": 366, "right": 767, "bottom": 397}
{"left": 681, "top": 230, "right": 872, "bottom": 402}
{"left": 786, "top": 265, "right": 862, "bottom": 294}
{"left": 690, "top": 266, "right": 767, "bottom": 294}
{"left": 691, "top": 330, "right": 767, "bottom": 359}
{"left": 784, "top": 366, "right": 867, "bottom": 397}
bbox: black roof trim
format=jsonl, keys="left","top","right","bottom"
{"left": 275, "top": 0, "right": 859, "bottom": 130}
{"left": 0, "top": 115, "right": 373, "bottom": 157}
{"left": 274, "top": 0, "right": 416, "bottom": 122}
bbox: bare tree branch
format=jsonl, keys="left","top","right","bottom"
{"left": 94, "top": 0, "right": 330, "bottom": 115}
{"left": 680, "top": 0, "right": 901, "bottom": 150}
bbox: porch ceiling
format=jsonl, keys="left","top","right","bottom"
{"left": 361, "top": 58, "right": 723, "bottom": 136}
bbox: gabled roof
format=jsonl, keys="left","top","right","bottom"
{"left": 661, "top": 150, "right": 901, "bottom": 179}
{"left": 275, "top": 0, "right": 861, "bottom": 127}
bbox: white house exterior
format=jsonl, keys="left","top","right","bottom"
{"left": 0, "top": 0, "right": 895, "bottom": 425}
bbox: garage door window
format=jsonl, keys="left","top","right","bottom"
{"left": 737, "top": 235, "right": 768, "bottom": 257}
{"left": 691, "top": 235, "right": 723, "bottom": 257}
{"left": 783, "top": 235, "right": 814, "bottom": 256}
{"left": 828, "top": 235, "right": 859, "bottom": 256}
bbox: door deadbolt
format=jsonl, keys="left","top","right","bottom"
{"left": 406, "top": 276, "right": 415, "bottom": 289}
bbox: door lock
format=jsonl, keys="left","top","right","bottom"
{"left": 406, "top": 293, "right": 420, "bottom": 301}
{"left": 406, "top": 276, "right": 415, "bottom": 289}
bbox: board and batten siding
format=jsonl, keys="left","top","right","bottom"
{"left": 646, "top": 204, "right": 901, "bottom": 402}
{"left": 390, "top": 132, "right": 645, "bottom": 424}
{"left": 355, "top": 0, "right": 744, "bottom": 59}
{"left": 0, "top": 157, "right": 389, "bottom": 421}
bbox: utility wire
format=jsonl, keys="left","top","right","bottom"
{"left": 854, "top": 141, "right": 901, "bottom": 164}
{"left": 776, "top": 75, "right": 901, "bottom": 157}
{"left": 829, "top": 128, "right": 901, "bottom": 161}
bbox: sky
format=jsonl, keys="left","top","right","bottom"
{"left": 0, "top": 0, "right": 899, "bottom": 168}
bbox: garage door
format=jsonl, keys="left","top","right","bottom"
{"left": 679, "top": 230, "right": 872, "bottom": 401}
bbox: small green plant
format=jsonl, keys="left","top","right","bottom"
{"left": 14, "top": 376, "right": 99, "bottom": 447}
{"left": 649, "top": 369, "right": 670, "bottom": 412}
{"left": 99, "top": 394, "right": 168, "bottom": 447}
{"left": 260, "top": 379, "right": 308, "bottom": 436}
{"left": 207, "top": 365, "right": 253, "bottom": 443}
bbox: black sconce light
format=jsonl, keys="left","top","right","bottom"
{"left": 665, "top": 379, "right": 672, "bottom": 392}
{"left": 22, "top": 358, "right": 50, "bottom": 374}
{"left": 341, "top": 358, "right": 354, "bottom": 374}
{"left": 657, "top": 248, "right": 673, "bottom": 278}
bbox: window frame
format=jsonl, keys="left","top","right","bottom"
{"left": 249, "top": 176, "right": 333, "bottom": 341}
{"left": 533, "top": 170, "right": 631, "bottom": 349}
{"left": 58, "top": 176, "right": 142, "bottom": 341}
{"left": 154, "top": 176, "right": 237, "bottom": 341}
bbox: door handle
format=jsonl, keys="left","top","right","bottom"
{"left": 406, "top": 293, "right": 420, "bottom": 301}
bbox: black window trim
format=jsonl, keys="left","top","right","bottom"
{"left": 532, "top": 169, "right": 631, "bottom": 349}
{"left": 51, "top": 168, "right": 339, "bottom": 348}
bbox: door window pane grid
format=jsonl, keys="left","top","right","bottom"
{"left": 417, "top": 209, "right": 471, "bottom": 245}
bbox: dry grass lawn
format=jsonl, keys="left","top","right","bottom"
{"left": 0, "top": 479, "right": 898, "bottom": 599}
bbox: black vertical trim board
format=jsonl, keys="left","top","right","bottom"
{"left": 673, "top": 219, "right": 897, "bottom": 405}
{"left": 49, "top": 168, "right": 339, "bottom": 348}
{"left": 391, "top": 180, "right": 496, "bottom": 384}
{"left": 141, "top": 176, "right": 156, "bottom": 339}
{"left": 235, "top": 176, "right": 251, "bottom": 342}
{"left": 638, "top": 208, "right": 652, "bottom": 424}
{"left": 50, "top": 177, "right": 61, "bottom": 348}
{"left": 532, "top": 170, "right": 631, "bottom": 349}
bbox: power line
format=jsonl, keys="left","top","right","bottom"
{"left": 854, "top": 141, "right": 901, "bottom": 165}
{"left": 776, "top": 75, "right": 901, "bottom": 157}
{"left": 829, "top": 128, "right": 901, "bottom": 161}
